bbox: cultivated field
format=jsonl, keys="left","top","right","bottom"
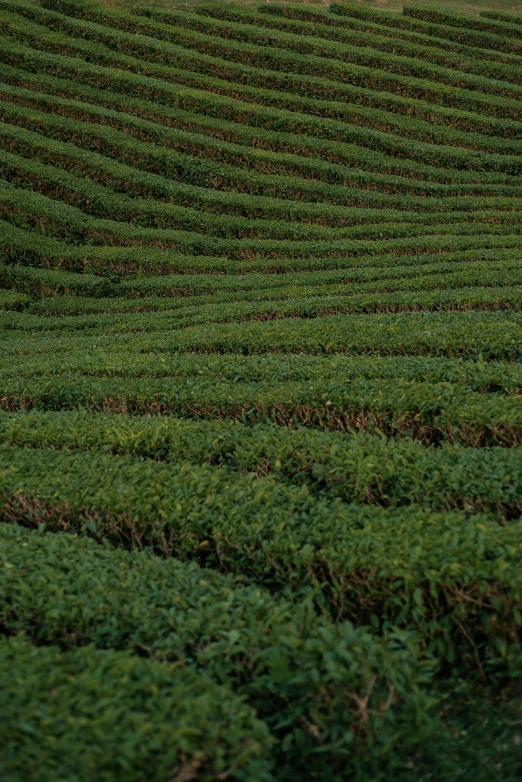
{"left": 1, "top": 0, "right": 522, "bottom": 779}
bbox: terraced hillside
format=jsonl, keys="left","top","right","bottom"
{"left": 1, "top": 0, "right": 522, "bottom": 779}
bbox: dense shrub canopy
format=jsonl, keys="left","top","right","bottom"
{"left": 1, "top": 0, "right": 522, "bottom": 779}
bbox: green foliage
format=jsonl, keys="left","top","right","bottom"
{"left": 0, "top": 290, "right": 31, "bottom": 311}
{"left": 0, "top": 523, "right": 436, "bottom": 775}
{"left": 1, "top": 446, "right": 522, "bottom": 675}
{"left": 1, "top": 410, "right": 520, "bottom": 518}
{"left": 1, "top": 0, "right": 522, "bottom": 774}
{"left": 0, "top": 633, "right": 274, "bottom": 782}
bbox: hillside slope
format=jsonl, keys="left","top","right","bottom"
{"left": 1, "top": 1, "right": 522, "bottom": 779}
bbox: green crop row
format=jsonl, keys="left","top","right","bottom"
{"left": 130, "top": 309, "right": 522, "bottom": 360}
{"left": 3, "top": 279, "right": 522, "bottom": 327}
{"left": 211, "top": 4, "right": 520, "bottom": 83}
{"left": 0, "top": 223, "right": 214, "bottom": 275}
{"left": 16, "top": 0, "right": 522, "bottom": 127}
{"left": 481, "top": 11, "right": 522, "bottom": 27}
{"left": 255, "top": 4, "right": 522, "bottom": 70}
{"left": 6, "top": 46, "right": 521, "bottom": 167}
{"left": 0, "top": 522, "right": 437, "bottom": 777}
{"left": 113, "top": 259, "right": 522, "bottom": 296}
{"left": 4, "top": 179, "right": 402, "bottom": 244}
{"left": 333, "top": 4, "right": 522, "bottom": 58}
{"left": 10, "top": 176, "right": 507, "bottom": 249}
{"left": 197, "top": 3, "right": 522, "bottom": 88}
{"left": 26, "top": 284, "right": 522, "bottom": 326}
{"left": 2, "top": 409, "right": 520, "bottom": 519}
{"left": 173, "top": 91, "right": 522, "bottom": 175}
{"left": 7, "top": 92, "right": 522, "bottom": 199}
{"left": 8, "top": 6, "right": 519, "bottom": 150}
{"left": 5, "top": 228, "right": 522, "bottom": 296}
{"left": 32, "top": 0, "right": 522, "bottom": 107}
{"left": 10, "top": 109, "right": 521, "bottom": 214}
{"left": 2, "top": 444, "right": 522, "bottom": 676}
{"left": 0, "top": 632, "right": 273, "bottom": 782}
{"left": 4, "top": 249, "right": 521, "bottom": 297}
{"left": 7, "top": 154, "right": 516, "bottom": 251}
{"left": 1, "top": 365, "right": 521, "bottom": 445}
{"left": 169, "top": 3, "right": 522, "bottom": 94}
{"left": 4, "top": 216, "right": 522, "bottom": 274}
{"left": 0, "top": 263, "right": 112, "bottom": 298}
{"left": 4, "top": 81, "right": 522, "bottom": 199}
{"left": 7, "top": 187, "right": 520, "bottom": 262}
{"left": 20, "top": 285, "right": 522, "bottom": 322}
{"left": 8, "top": 345, "right": 522, "bottom": 389}
{"left": 5, "top": 307, "right": 519, "bottom": 361}
{"left": 3, "top": 276, "right": 519, "bottom": 325}
{"left": 3, "top": 58, "right": 517, "bottom": 187}
{"left": 403, "top": 7, "right": 522, "bottom": 42}
{"left": 3, "top": 257, "right": 520, "bottom": 320}
{"left": 3, "top": 139, "right": 449, "bottom": 230}
{"left": 4, "top": 7, "right": 522, "bottom": 154}
{"left": 2, "top": 3, "right": 522, "bottom": 772}
{"left": 90, "top": 262, "right": 522, "bottom": 303}
{"left": 4, "top": 220, "right": 522, "bottom": 275}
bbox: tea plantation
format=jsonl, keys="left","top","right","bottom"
{"left": 1, "top": 0, "right": 522, "bottom": 778}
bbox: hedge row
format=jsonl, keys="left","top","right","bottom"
{"left": 198, "top": 3, "right": 522, "bottom": 88}
{"left": 11, "top": 261, "right": 508, "bottom": 304}
{"left": 4, "top": 308, "right": 517, "bottom": 360}
{"left": 173, "top": 92, "right": 522, "bottom": 175}
{"left": 21, "top": 284, "right": 522, "bottom": 325}
{"left": 4, "top": 248, "right": 521, "bottom": 296}
{"left": 11, "top": 173, "right": 509, "bottom": 248}
{"left": 255, "top": 4, "right": 522, "bottom": 72}
{"left": 1, "top": 410, "right": 520, "bottom": 519}
{"left": 481, "top": 11, "right": 522, "bottom": 27}
{"left": 3, "top": 262, "right": 520, "bottom": 320}
{"left": 4, "top": 7, "right": 522, "bottom": 152}
{"left": 32, "top": 0, "right": 522, "bottom": 107}
{"left": 403, "top": 7, "right": 522, "bottom": 43}
{"left": 20, "top": 285, "right": 522, "bottom": 322}
{"left": 8, "top": 345, "right": 522, "bottom": 391}
{"left": 0, "top": 523, "right": 436, "bottom": 777}
{"left": 0, "top": 264, "right": 112, "bottom": 298}
{"left": 7, "top": 189, "right": 519, "bottom": 260}
{"left": 4, "top": 218, "right": 522, "bottom": 275}
{"left": 3, "top": 178, "right": 393, "bottom": 245}
{"left": 10, "top": 112, "right": 521, "bottom": 214}
{"left": 333, "top": 4, "right": 522, "bottom": 58}
{"left": 6, "top": 91, "right": 522, "bottom": 201}
{"left": 6, "top": 45, "right": 521, "bottom": 163}
{"left": 9, "top": 154, "right": 517, "bottom": 247}
{"left": 0, "top": 633, "right": 273, "bottom": 782}
{"left": 30, "top": 1, "right": 522, "bottom": 115}
{"left": 136, "top": 309, "right": 522, "bottom": 359}
{"left": 1, "top": 369, "right": 521, "bottom": 446}
{"left": 0, "top": 290, "right": 31, "bottom": 311}
{"left": 5, "top": 239, "right": 521, "bottom": 298}
{"left": 3, "top": 292, "right": 522, "bottom": 335}
{"left": 7, "top": 92, "right": 522, "bottom": 199}
{"left": 2, "top": 55, "right": 516, "bottom": 186}
{"left": 4, "top": 140, "right": 450, "bottom": 229}
{"left": 111, "top": 259, "right": 522, "bottom": 296}
{"left": 2, "top": 446, "right": 522, "bottom": 676}
{"left": 6, "top": 284, "right": 522, "bottom": 326}
{"left": 4, "top": 221, "right": 521, "bottom": 275}
{"left": 5, "top": 4, "right": 517, "bottom": 146}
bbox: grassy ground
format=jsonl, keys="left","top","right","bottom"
{"left": 105, "top": 0, "right": 522, "bottom": 18}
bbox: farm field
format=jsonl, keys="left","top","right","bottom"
{"left": 1, "top": 0, "right": 522, "bottom": 779}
